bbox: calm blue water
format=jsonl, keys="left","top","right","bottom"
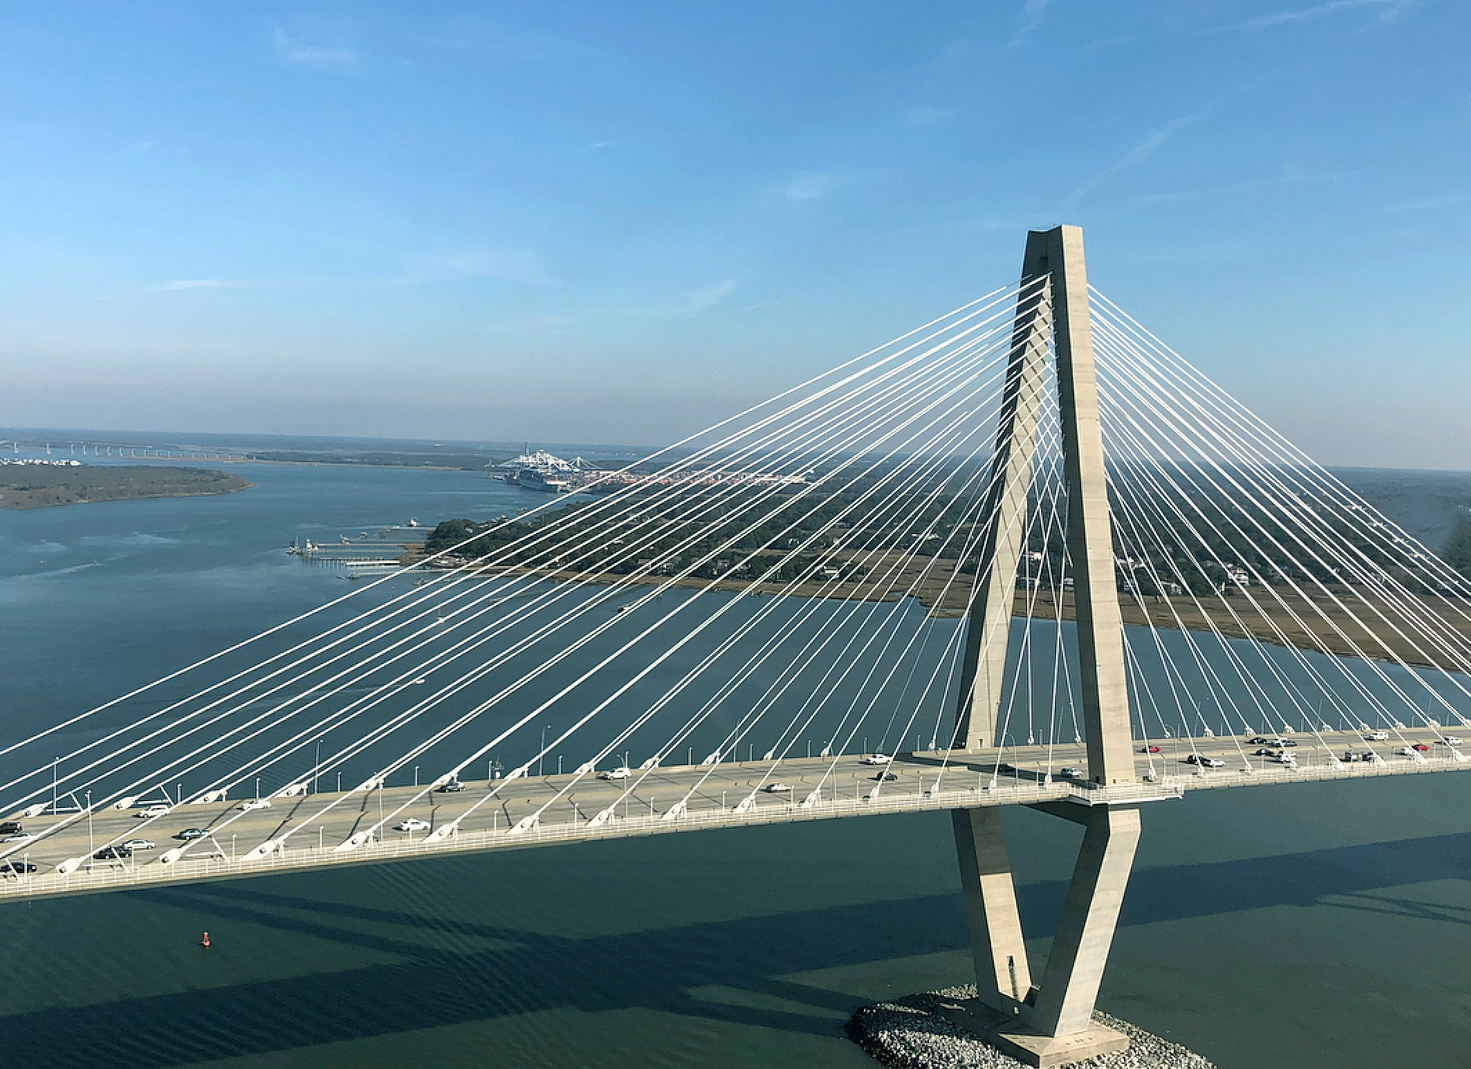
{"left": 3, "top": 458, "right": 1471, "bottom": 1069}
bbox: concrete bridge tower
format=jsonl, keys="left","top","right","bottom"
{"left": 949, "top": 226, "right": 1142, "bottom": 1066}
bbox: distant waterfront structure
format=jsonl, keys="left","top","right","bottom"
{"left": 491, "top": 448, "right": 595, "bottom": 493}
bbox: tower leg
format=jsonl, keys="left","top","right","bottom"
{"left": 1030, "top": 805, "right": 1141, "bottom": 1038}
{"left": 952, "top": 808, "right": 1033, "bottom": 1014}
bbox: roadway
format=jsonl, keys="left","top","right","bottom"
{"left": 2, "top": 725, "right": 1466, "bottom": 902}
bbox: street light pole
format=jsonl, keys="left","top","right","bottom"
{"left": 540, "top": 726, "right": 548, "bottom": 776}
{"left": 314, "top": 738, "right": 322, "bottom": 794}
{"left": 85, "top": 790, "right": 93, "bottom": 863}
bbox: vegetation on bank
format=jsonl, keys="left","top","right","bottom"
{"left": 408, "top": 458, "right": 1471, "bottom": 669}
{"left": 251, "top": 449, "right": 501, "bottom": 471}
{"left": 0, "top": 465, "right": 252, "bottom": 509}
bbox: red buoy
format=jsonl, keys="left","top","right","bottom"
{"left": 201, "top": 931, "right": 211, "bottom": 948}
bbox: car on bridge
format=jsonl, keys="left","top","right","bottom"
{"left": 1364, "top": 731, "right": 1389, "bottom": 741}
{"left": 597, "top": 767, "right": 633, "bottom": 780}
{"left": 762, "top": 782, "right": 792, "bottom": 793}
{"left": 1139, "top": 745, "right": 1161, "bottom": 753}
{"left": 1438, "top": 736, "right": 1463, "bottom": 746}
{"left": 0, "top": 859, "right": 37, "bottom": 875}
{"left": 860, "top": 753, "right": 892, "bottom": 765}
{"left": 0, "top": 820, "right": 22, "bottom": 835}
{"left": 1413, "top": 743, "right": 1431, "bottom": 752}
{"left": 434, "top": 780, "right": 467, "bottom": 792}
{"left": 175, "top": 827, "right": 211, "bottom": 840}
{"left": 1395, "top": 747, "right": 1419, "bottom": 757}
{"left": 137, "top": 805, "right": 170, "bottom": 818}
{"left": 394, "top": 818, "right": 430, "bottom": 832}
{"left": 121, "top": 838, "right": 155, "bottom": 851}
{"left": 238, "top": 798, "right": 270, "bottom": 811}
{"left": 1059, "top": 767, "right": 1082, "bottom": 779}
{"left": 92, "top": 845, "right": 132, "bottom": 860}
{"left": 873, "top": 771, "right": 898, "bottom": 781}
{"left": 1186, "top": 754, "right": 1224, "bottom": 767}
{"left": 1253, "top": 748, "right": 1279, "bottom": 756}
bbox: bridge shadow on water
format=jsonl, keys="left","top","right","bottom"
{"left": 4, "top": 827, "right": 1471, "bottom": 1067}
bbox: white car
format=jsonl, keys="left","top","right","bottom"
{"left": 3, "top": 832, "right": 35, "bottom": 844}
{"left": 1364, "top": 731, "right": 1389, "bottom": 741}
{"left": 860, "top": 753, "right": 892, "bottom": 766}
{"left": 762, "top": 782, "right": 792, "bottom": 793}
{"left": 121, "top": 838, "right": 155, "bottom": 851}
{"left": 597, "top": 767, "right": 633, "bottom": 780}
{"left": 1059, "top": 767, "right": 1082, "bottom": 779}
{"left": 237, "top": 798, "right": 271, "bottom": 811}
{"left": 1439, "top": 736, "right": 1464, "bottom": 746}
{"left": 137, "top": 805, "right": 171, "bottom": 818}
{"left": 394, "top": 818, "right": 430, "bottom": 832}
{"left": 1395, "top": 746, "right": 1416, "bottom": 756}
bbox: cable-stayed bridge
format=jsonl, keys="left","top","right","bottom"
{"left": 6, "top": 227, "right": 1470, "bottom": 1064}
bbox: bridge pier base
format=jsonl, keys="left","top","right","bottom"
{"left": 950, "top": 802, "right": 1140, "bottom": 1067}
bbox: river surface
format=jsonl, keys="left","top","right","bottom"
{"left": 4, "top": 457, "right": 1471, "bottom": 1069}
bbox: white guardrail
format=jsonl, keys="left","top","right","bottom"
{"left": 1, "top": 754, "right": 1460, "bottom": 901}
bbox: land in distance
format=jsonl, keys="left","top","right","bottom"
{"left": 0, "top": 465, "right": 252, "bottom": 510}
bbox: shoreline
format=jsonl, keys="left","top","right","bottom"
{"left": 0, "top": 465, "right": 255, "bottom": 510}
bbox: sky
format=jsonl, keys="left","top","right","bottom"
{"left": 0, "top": 1, "right": 1467, "bottom": 468}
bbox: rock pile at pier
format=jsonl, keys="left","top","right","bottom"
{"left": 846, "top": 986, "right": 1214, "bottom": 1069}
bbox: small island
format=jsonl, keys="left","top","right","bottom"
{"left": 0, "top": 464, "right": 252, "bottom": 509}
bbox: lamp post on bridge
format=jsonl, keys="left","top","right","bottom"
{"left": 85, "top": 789, "right": 92, "bottom": 865}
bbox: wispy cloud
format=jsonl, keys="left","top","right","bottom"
{"left": 155, "top": 279, "right": 240, "bottom": 292}
{"left": 271, "top": 26, "right": 357, "bottom": 65}
{"left": 1009, "top": 0, "right": 1055, "bottom": 47}
{"left": 785, "top": 171, "right": 853, "bottom": 201}
{"left": 1381, "top": 192, "right": 1471, "bottom": 212}
{"left": 587, "top": 139, "right": 621, "bottom": 150}
{"left": 904, "top": 106, "right": 954, "bottom": 129}
{"left": 401, "top": 247, "right": 550, "bottom": 286}
{"left": 682, "top": 276, "right": 740, "bottom": 315}
{"left": 1135, "top": 171, "right": 1335, "bottom": 204}
{"left": 1070, "top": 109, "right": 1210, "bottom": 203}
{"left": 1213, "top": 0, "right": 1415, "bottom": 33}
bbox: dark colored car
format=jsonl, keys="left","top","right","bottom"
{"left": 873, "top": 772, "right": 898, "bottom": 781}
{"left": 0, "top": 860, "right": 37, "bottom": 875}
{"left": 0, "top": 821, "right": 22, "bottom": 836}
{"left": 175, "top": 827, "right": 211, "bottom": 840}
{"left": 93, "top": 845, "right": 132, "bottom": 860}
{"left": 1247, "top": 737, "right": 1271, "bottom": 745}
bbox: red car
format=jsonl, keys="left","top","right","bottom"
{"left": 1413, "top": 743, "right": 1431, "bottom": 752}
{"left": 1139, "top": 745, "right": 1161, "bottom": 753}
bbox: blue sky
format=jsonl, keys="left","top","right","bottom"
{"left": 0, "top": 1, "right": 1466, "bottom": 467}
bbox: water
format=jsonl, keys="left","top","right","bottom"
{"left": 4, "top": 459, "right": 1471, "bottom": 1068}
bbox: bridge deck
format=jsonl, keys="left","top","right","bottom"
{"left": 2, "top": 726, "right": 1465, "bottom": 902}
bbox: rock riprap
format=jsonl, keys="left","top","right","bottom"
{"left": 846, "top": 987, "right": 1214, "bottom": 1069}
